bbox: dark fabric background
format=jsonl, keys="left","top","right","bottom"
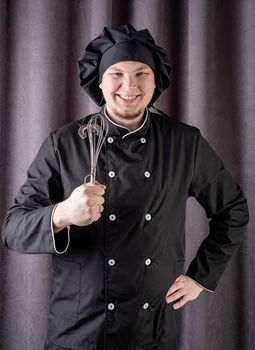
{"left": 0, "top": 1, "right": 254, "bottom": 349}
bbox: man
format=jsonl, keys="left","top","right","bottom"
{"left": 2, "top": 24, "right": 249, "bottom": 350}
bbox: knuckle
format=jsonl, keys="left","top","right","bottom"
{"left": 83, "top": 186, "right": 90, "bottom": 193}
{"left": 175, "top": 281, "right": 182, "bottom": 289}
{"left": 87, "top": 218, "right": 94, "bottom": 225}
{"left": 86, "top": 207, "right": 93, "bottom": 217}
{"left": 176, "top": 291, "right": 183, "bottom": 299}
{"left": 83, "top": 186, "right": 93, "bottom": 196}
{"left": 84, "top": 198, "right": 93, "bottom": 207}
{"left": 94, "top": 214, "right": 101, "bottom": 222}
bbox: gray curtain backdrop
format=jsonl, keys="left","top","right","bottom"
{"left": 0, "top": 0, "right": 254, "bottom": 349}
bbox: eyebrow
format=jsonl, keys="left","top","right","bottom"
{"left": 108, "top": 65, "right": 151, "bottom": 72}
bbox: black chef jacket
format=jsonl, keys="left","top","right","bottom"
{"left": 2, "top": 108, "right": 249, "bottom": 350}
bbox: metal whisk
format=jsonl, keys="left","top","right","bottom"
{"left": 78, "top": 113, "right": 109, "bottom": 184}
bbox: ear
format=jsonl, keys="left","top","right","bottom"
{"left": 153, "top": 76, "right": 156, "bottom": 89}
{"left": 99, "top": 83, "right": 102, "bottom": 89}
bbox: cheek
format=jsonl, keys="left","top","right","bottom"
{"left": 140, "top": 78, "right": 155, "bottom": 90}
{"left": 143, "top": 82, "right": 156, "bottom": 97}
{"left": 101, "top": 81, "right": 120, "bottom": 96}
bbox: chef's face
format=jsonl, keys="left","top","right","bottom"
{"left": 99, "top": 61, "right": 155, "bottom": 129}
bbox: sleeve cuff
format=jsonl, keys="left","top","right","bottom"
{"left": 189, "top": 276, "right": 214, "bottom": 293}
{"left": 50, "top": 204, "right": 70, "bottom": 254}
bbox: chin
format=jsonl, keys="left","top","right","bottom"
{"left": 115, "top": 104, "right": 145, "bottom": 117}
{"left": 116, "top": 109, "right": 145, "bottom": 120}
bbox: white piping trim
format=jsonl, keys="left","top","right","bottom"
{"left": 189, "top": 277, "right": 214, "bottom": 293}
{"left": 104, "top": 106, "right": 130, "bottom": 132}
{"left": 51, "top": 204, "right": 70, "bottom": 254}
{"left": 103, "top": 106, "right": 149, "bottom": 139}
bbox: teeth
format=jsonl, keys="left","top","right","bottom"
{"left": 118, "top": 95, "right": 138, "bottom": 100}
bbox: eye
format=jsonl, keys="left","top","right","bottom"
{"left": 136, "top": 71, "right": 149, "bottom": 77}
{"left": 109, "top": 72, "right": 122, "bottom": 78}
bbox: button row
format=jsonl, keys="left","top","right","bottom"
{"left": 107, "top": 302, "right": 150, "bottom": 311}
{"left": 107, "top": 258, "right": 151, "bottom": 266}
{"left": 109, "top": 213, "right": 152, "bottom": 221}
{"left": 108, "top": 171, "right": 150, "bottom": 178}
{"left": 107, "top": 137, "right": 147, "bottom": 144}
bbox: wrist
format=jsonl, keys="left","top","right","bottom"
{"left": 53, "top": 200, "right": 71, "bottom": 233}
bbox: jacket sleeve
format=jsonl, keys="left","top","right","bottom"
{"left": 1, "top": 133, "right": 70, "bottom": 254}
{"left": 186, "top": 129, "right": 249, "bottom": 291}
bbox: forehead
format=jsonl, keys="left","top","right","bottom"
{"left": 106, "top": 61, "right": 152, "bottom": 72}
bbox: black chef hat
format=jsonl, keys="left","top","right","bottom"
{"left": 78, "top": 24, "right": 172, "bottom": 106}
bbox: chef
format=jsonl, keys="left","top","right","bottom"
{"left": 2, "top": 24, "right": 249, "bottom": 350}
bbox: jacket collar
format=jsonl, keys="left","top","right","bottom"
{"left": 101, "top": 105, "right": 151, "bottom": 139}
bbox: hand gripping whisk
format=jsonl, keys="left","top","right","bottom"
{"left": 78, "top": 113, "right": 109, "bottom": 184}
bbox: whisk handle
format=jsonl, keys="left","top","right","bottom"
{"left": 84, "top": 172, "right": 96, "bottom": 185}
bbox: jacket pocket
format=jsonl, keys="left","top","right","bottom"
{"left": 50, "top": 256, "right": 81, "bottom": 323}
{"left": 44, "top": 337, "right": 73, "bottom": 349}
{"left": 164, "top": 260, "right": 185, "bottom": 336}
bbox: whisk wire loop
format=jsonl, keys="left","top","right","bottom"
{"left": 80, "top": 113, "right": 109, "bottom": 184}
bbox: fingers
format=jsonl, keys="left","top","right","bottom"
{"left": 83, "top": 183, "right": 106, "bottom": 223}
{"left": 85, "top": 182, "right": 106, "bottom": 196}
{"left": 81, "top": 184, "right": 105, "bottom": 204}
{"left": 91, "top": 203, "right": 105, "bottom": 221}
{"left": 98, "top": 204, "right": 104, "bottom": 213}
{"left": 66, "top": 183, "right": 107, "bottom": 226}
{"left": 95, "top": 180, "right": 107, "bottom": 189}
{"left": 171, "top": 295, "right": 189, "bottom": 310}
{"left": 166, "top": 276, "right": 183, "bottom": 297}
{"left": 92, "top": 204, "right": 104, "bottom": 215}
{"left": 84, "top": 200, "right": 105, "bottom": 222}
{"left": 165, "top": 275, "right": 203, "bottom": 310}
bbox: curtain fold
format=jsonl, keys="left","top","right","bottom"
{"left": 0, "top": 1, "right": 254, "bottom": 349}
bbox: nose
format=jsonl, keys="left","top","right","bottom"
{"left": 122, "top": 74, "right": 136, "bottom": 88}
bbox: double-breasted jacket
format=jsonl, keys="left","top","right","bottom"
{"left": 2, "top": 109, "right": 249, "bottom": 350}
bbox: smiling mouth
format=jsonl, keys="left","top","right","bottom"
{"left": 116, "top": 94, "right": 140, "bottom": 101}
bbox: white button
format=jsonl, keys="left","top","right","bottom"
{"left": 140, "top": 138, "right": 146, "bottom": 144}
{"left": 108, "top": 259, "right": 115, "bottom": 266}
{"left": 145, "top": 214, "right": 151, "bottom": 221}
{"left": 144, "top": 171, "right": 150, "bottom": 178}
{"left": 108, "top": 303, "right": 115, "bottom": 310}
{"left": 108, "top": 171, "right": 115, "bottom": 178}
{"left": 107, "top": 137, "right": 114, "bottom": 143}
{"left": 145, "top": 258, "right": 151, "bottom": 266}
{"left": 109, "top": 214, "right": 116, "bottom": 221}
{"left": 143, "top": 303, "right": 149, "bottom": 309}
